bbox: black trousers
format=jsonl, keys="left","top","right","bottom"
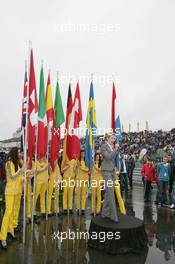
{"left": 128, "top": 170, "right": 134, "bottom": 189}
{"left": 144, "top": 180, "right": 152, "bottom": 201}
{"left": 156, "top": 181, "right": 168, "bottom": 204}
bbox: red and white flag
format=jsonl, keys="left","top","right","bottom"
{"left": 69, "top": 82, "right": 82, "bottom": 159}
{"left": 111, "top": 82, "right": 116, "bottom": 132}
{"left": 28, "top": 49, "right": 38, "bottom": 168}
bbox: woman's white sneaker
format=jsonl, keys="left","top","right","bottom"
{"left": 1, "top": 240, "right": 7, "bottom": 249}
{"left": 170, "top": 204, "right": 175, "bottom": 209}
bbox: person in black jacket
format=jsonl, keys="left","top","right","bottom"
{"left": 168, "top": 155, "right": 174, "bottom": 194}
{"left": 169, "top": 157, "right": 175, "bottom": 209}
{"left": 127, "top": 153, "right": 135, "bottom": 190}
{"left": 119, "top": 154, "right": 129, "bottom": 193}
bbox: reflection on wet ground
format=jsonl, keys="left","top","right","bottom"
{"left": 0, "top": 187, "right": 175, "bottom": 264}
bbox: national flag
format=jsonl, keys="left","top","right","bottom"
{"left": 69, "top": 81, "right": 82, "bottom": 159}
{"left": 111, "top": 82, "right": 122, "bottom": 169}
{"left": 61, "top": 84, "right": 73, "bottom": 170}
{"left": 46, "top": 73, "right": 54, "bottom": 125}
{"left": 21, "top": 66, "right": 28, "bottom": 151}
{"left": 85, "top": 81, "right": 97, "bottom": 168}
{"left": 111, "top": 82, "right": 116, "bottom": 132}
{"left": 28, "top": 49, "right": 38, "bottom": 168}
{"left": 21, "top": 68, "right": 28, "bottom": 128}
{"left": 111, "top": 82, "right": 122, "bottom": 143}
{"left": 37, "top": 66, "right": 48, "bottom": 159}
{"left": 50, "top": 80, "right": 65, "bottom": 170}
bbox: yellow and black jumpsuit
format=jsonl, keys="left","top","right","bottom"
{"left": 114, "top": 170, "right": 126, "bottom": 215}
{"left": 0, "top": 160, "right": 23, "bottom": 241}
{"left": 75, "top": 159, "right": 89, "bottom": 212}
{"left": 34, "top": 158, "right": 47, "bottom": 215}
{"left": 91, "top": 161, "right": 103, "bottom": 214}
{"left": 48, "top": 164, "right": 62, "bottom": 214}
{"left": 13, "top": 159, "right": 24, "bottom": 229}
{"left": 62, "top": 159, "right": 78, "bottom": 211}
{"left": 26, "top": 160, "right": 35, "bottom": 219}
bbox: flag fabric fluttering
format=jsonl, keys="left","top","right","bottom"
{"left": 111, "top": 82, "right": 116, "bottom": 133}
{"left": 111, "top": 82, "right": 122, "bottom": 143}
{"left": 21, "top": 66, "right": 28, "bottom": 151}
{"left": 111, "top": 82, "right": 122, "bottom": 168}
{"left": 46, "top": 73, "right": 54, "bottom": 125}
{"left": 50, "top": 80, "right": 64, "bottom": 170}
{"left": 61, "top": 84, "right": 73, "bottom": 170}
{"left": 69, "top": 82, "right": 82, "bottom": 159}
{"left": 28, "top": 49, "right": 38, "bottom": 168}
{"left": 85, "top": 81, "right": 97, "bottom": 168}
{"left": 37, "top": 66, "right": 48, "bottom": 159}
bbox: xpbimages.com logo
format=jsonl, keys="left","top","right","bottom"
{"left": 52, "top": 230, "right": 121, "bottom": 243}
{"left": 54, "top": 178, "right": 121, "bottom": 190}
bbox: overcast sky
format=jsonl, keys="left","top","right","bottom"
{"left": 0, "top": 0, "right": 175, "bottom": 140}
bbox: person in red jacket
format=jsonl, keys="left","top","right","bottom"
{"left": 141, "top": 157, "right": 158, "bottom": 202}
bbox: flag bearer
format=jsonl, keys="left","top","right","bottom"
{"left": 75, "top": 150, "right": 89, "bottom": 215}
{"left": 114, "top": 170, "right": 126, "bottom": 215}
{"left": 26, "top": 159, "right": 35, "bottom": 221}
{"left": 48, "top": 160, "right": 62, "bottom": 215}
{"left": 62, "top": 156, "right": 78, "bottom": 214}
{"left": 33, "top": 157, "right": 48, "bottom": 217}
{"left": 91, "top": 153, "right": 103, "bottom": 215}
{"left": 0, "top": 147, "right": 25, "bottom": 249}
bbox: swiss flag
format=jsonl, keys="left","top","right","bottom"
{"left": 69, "top": 82, "right": 82, "bottom": 159}
{"left": 28, "top": 49, "right": 38, "bottom": 168}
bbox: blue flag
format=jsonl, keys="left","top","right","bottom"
{"left": 85, "top": 81, "right": 97, "bottom": 168}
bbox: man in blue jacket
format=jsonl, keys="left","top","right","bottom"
{"left": 157, "top": 156, "right": 171, "bottom": 206}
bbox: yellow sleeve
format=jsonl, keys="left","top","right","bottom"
{"left": 6, "top": 161, "right": 23, "bottom": 180}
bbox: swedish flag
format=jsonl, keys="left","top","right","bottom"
{"left": 85, "top": 81, "right": 97, "bottom": 168}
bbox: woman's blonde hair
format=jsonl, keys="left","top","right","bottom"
{"left": 105, "top": 132, "right": 116, "bottom": 140}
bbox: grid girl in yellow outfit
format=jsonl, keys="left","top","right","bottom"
{"left": 0, "top": 147, "right": 25, "bottom": 249}
{"left": 75, "top": 151, "right": 89, "bottom": 215}
{"left": 62, "top": 157, "right": 78, "bottom": 214}
{"left": 91, "top": 153, "right": 103, "bottom": 215}
{"left": 48, "top": 160, "right": 62, "bottom": 215}
{"left": 33, "top": 157, "right": 48, "bottom": 216}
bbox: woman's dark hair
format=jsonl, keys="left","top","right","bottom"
{"left": 7, "top": 147, "right": 19, "bottom": 172}
{"left": 80, "top": 150, "right": 85, "bottom": 162}
{"left": 94, "top": 153, "right": 102, "bottom": 168}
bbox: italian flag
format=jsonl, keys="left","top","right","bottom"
{"left": 37, "top": 66, "right": 48, "bottom": 159}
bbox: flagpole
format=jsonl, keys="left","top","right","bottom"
{"left": 46, "top": 123, "right": 51, "bottom": 221}
{"left": 22, "top": 59, "right": 29, "bottom": 244}
{"left": 31, "top": 114, "right": 39, "bottom": 231}
{"left": 55, "top": 72, "right": 60, "bottom": 217}
{"left": 55, "top": 163, "right": 59, "bottom": 216}
{"left": 90, "top": 74, "right": 97, "bottom": 216}
{"left": 67, "top": 79, "right": 72, "bottom": 217}
{"left": 31, "top": 120, "right": 38, "bottom": 230}
{"left": 78, "top": 160, "right": 81, "bottom": 215}
{"left": 45, "top": 69, "right": 52, "bottom": 221}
